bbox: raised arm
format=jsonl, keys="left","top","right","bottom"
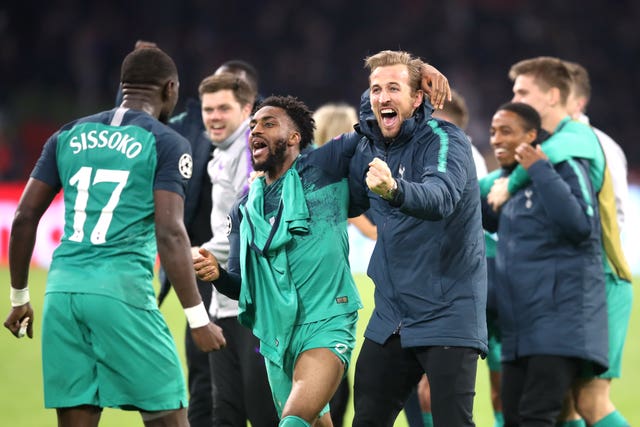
{"left": 421, "top": 63, "right": 451, "bottom": 110}
{"left": 368, "top": 128, "right": 471, "bottom": 220}
{"left": 517, "top": 144, "right": 594, "bottom": 242}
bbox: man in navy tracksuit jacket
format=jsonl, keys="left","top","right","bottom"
{"left": 348, "top": 50, "right": 487, "bottom": 427}
{"left": 480, "top": 102, "right": 608, "bottom": 427}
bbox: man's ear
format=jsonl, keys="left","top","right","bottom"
{"left": 413, "top": 89, "right": 424, "bottom": 108}
{"left": 162, "top": 79, "right": 177, "bottom": 101}
{"left": 576, "top": 96, "right": 588, "bottom": 114}
{"left": 288, "top": 131, "right": 301, "bottom": 147}
{"left": 548, "top": 87, "right": 561, "bottom": 107}
{"left": 241, "top": 102, "right": 253, "bottom": 118}
{"left": 525, "top": 129, "right": 538, "bottom": 145}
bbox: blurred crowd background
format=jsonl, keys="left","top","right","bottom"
{"left": 0, "top": 0, "right": 638, "bottom": 182}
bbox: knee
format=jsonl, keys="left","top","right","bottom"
{"left": 279, "top": 415, "right": 311, "bottom": 427}
{"left": 574, "top": 383, "right": 615, "bottom": 424}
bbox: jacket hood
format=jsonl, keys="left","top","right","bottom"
{"left": 356, "top": 89, "right": 435, "bottom": 145}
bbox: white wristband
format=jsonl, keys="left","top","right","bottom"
{"left": 184, "top": 302, "right": 210, "bottom": 329}
{"left": 10, "top": 286, "right": 30, "bottom": 307}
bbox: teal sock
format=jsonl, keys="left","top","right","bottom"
{"left": 493, "top": 411, "right": 504, "bottom": 427}
{"left": 422, "top": 412, "right": 434, "bottom": 427}
{"left": 592, "top": 410, "right": 630, "bottom": 427}
{"left": 279, "top": 415, "right": 311, "bottom": 427}
{"left": 556, "top": 419, "right": 586, "bottom": 427}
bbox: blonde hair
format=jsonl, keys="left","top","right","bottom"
{"left": 312, "top": 103, "right": 357, "bottom": 146}
{"left": 364, "top": 50, "right": 423, "bottom": 92}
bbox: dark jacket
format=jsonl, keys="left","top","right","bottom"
{"left": 483, "top": 159, "right": 608, "bottom": 373}
{"left": 168, "top": 98, "right": 213, "bottom": 238}
{"left": 159, "top": 98, "right": 213, "bottom": 306}
{"left": 348, "top": 91, "right": 488, "bottom": 353}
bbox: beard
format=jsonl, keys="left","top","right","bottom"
{"left": 251, "top": 137, "right": 287, "bottom": 173}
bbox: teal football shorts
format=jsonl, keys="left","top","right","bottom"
{"left": 42, "top": 292, "right": 187, "bottom": 410}
{"left": 597, "top": 275, "right": 633, "bottom": 379}
{"left": 265, "top": 311, "right": 358, "bottom": 418}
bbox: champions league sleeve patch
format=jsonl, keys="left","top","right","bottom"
{"left": 178, "top": 153, "right": 193, "bottom": 179}
{"left": 225, "top": 215, "right": 232, "bottom": 237}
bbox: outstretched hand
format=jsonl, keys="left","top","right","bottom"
{"left": 193, "top": 247, "right": 221, "bottom": 282}
{"left": 421, "top": 63, "right": 451, "bottom": 110}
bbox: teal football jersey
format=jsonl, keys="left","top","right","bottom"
{"left": 32, "top": 107, "right": 192, "bottom": 308}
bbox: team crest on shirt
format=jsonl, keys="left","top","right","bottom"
{"left": 225, "top": 215, "right": 232, "bottom": 237}
{"left": 524, "top": 189, "right": 533, "bottom": 209}
{"left": 179, "top": 153, "right": 193, "bottom": 179}
{"left": 334, "top": 343, "right": 348, "bottom": 354}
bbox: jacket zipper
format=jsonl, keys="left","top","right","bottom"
{"left": 393, "top": 322, "right": 402, "bottom": 335}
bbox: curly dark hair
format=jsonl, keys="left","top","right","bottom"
{"left": 257, "top": 95, "right": 315, "bottom": 149}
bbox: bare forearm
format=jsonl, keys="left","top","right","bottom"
{"left": 9, "top": 179, "right": 57, "bottom": 289}
{"left": 8, "top": 214, "right": 38, "bottom": 289}
{"left": 156, "top": 225, "right": 202, "bottom": 309}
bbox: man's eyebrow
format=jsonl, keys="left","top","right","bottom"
{"left": 250, "top": 115, "right": 277, "bottom": 127}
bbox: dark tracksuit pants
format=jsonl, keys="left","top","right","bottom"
{"left": 353, "top": 334, "right": 479, "bottom": 427}
{"left": 185, "top": 279, "right": 214, "bottom": 427}
{"left": 209, "top": 316, "right": 279, "bottom": 427}
{"left": 501, "top": 355, "right": 579, "bottom": 427}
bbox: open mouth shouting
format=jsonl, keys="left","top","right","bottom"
{"left": 378, "top": 107, "right": 399, "bottom": 136}
{"left": 251, "top": 137, "right": 269, "bottom": 160}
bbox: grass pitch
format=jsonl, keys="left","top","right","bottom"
{"left": 0, "top": 268, "right": 637, "bottom": 426}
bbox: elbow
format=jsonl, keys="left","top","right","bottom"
{"left": 11, "top": 208, "right": 40, "bottom": 233}
{"left": 405, "top": 205, "right": 451, "bottom": 221}
{"left": 423, "top": 202, "right": 455, "bottom": 221}
{"left": 403, "top": 198, "right": 456, "bottom": 221}
{"left": 564, "top": 222, "right": 592, "bottom": 244}
{"left": 156, "top": 222, "right": 188, "bottom": 251}
{"left": 575, "top": 226, "right": 592, "bottom": 243}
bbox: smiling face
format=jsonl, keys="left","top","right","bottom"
{"left": 490, "top": 109, "right": 537, "bottom": 168}
{"left": 201, "top": 89, "right": 252, "bottom": 144}
{"left": 511, "top": 74, "right": 552, "bottom": 123}
{"left": 249, "top": 105, "right": 300, "bottom": 181}
{"left": 369, "top": 64, "right": 423, "bottom": 139}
